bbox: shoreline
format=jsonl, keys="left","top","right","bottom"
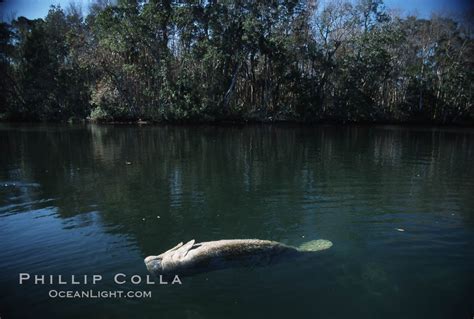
{"left": 1, "top": 118, "right": 473, "bottom": 128}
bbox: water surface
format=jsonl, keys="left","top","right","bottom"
{"left": 0, "top": 124, "right": 473, "bottom": 318}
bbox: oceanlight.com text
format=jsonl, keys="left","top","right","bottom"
{"left": 48, "top": 289, "right": 152, "bottom": 299}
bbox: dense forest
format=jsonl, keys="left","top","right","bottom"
{"left": 0, "top": 0, "right": 473, "bottom": 124}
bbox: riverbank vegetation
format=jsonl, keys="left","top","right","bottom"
{"left": 0, "top": 0, "right": 473, "bottom": 124}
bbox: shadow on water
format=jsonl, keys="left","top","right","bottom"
{"left": 0, "top": 123, "right": 473, "bottom": 318}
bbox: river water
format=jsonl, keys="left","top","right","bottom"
{"left": 0, "top": 124, "right": 473, "bottom": 319}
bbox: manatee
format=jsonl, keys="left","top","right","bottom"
{"left": 144, "top": 238, "right": 332, "bottom": 277}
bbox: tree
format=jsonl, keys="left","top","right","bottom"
{"left": 0, "top": 0, "right": 472, "bottom": 124}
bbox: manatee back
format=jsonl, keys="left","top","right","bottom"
{"left": 182, "top": 239, "right": 298, "bottom": 273}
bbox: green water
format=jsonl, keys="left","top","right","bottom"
{"left": 0, "top": 124, "right": 473, "bottom": 319}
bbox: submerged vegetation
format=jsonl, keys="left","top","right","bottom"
{"left": 0, "top": 0, "right": 473, "bottom": 124}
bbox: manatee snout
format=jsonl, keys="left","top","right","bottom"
{"left": 144, "top": 255, "right": 162, "bottom": 273}
{"left": 144, "top": 255, "right": 159, "bottom": 264}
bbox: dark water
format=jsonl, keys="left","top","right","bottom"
{"left": 0, "top": 124, "right": 473, "bottom": 319}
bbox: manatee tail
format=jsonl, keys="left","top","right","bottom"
{"left": 297, "top": 239, "right": 333, "bottom": 252}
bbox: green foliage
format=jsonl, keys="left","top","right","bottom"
{"left": 0, "top": 0, "right": 472, "bottom": 124}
